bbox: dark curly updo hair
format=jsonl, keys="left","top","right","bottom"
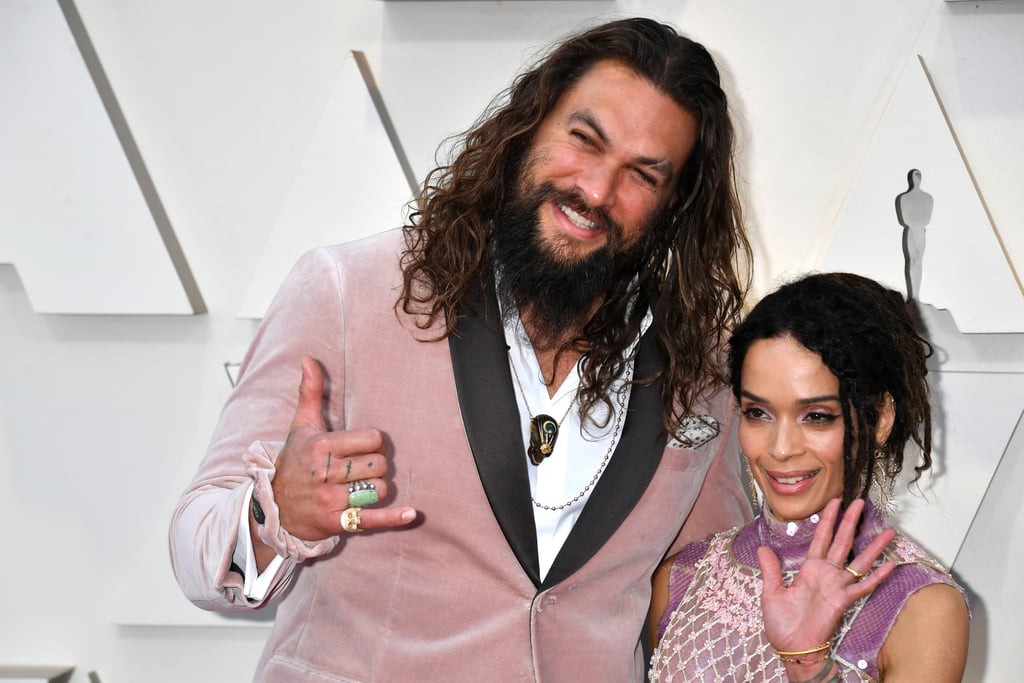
{"left": 727, "top": 272, "right": 932, "bottom": 507}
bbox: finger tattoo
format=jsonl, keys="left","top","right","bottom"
{"left": 345, "top": 460, "right": 352, "bottom": 478}
{"left": 324, "top": 452, "right": 332, "bottom": 484}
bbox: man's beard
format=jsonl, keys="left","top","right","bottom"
{"left": 492, "top": 181, "right": 663, "bottom": 349}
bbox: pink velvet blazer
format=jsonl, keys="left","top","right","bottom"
{"left": 169, "top": 229, "right": 752, "bottom": 682}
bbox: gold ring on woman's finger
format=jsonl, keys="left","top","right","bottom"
{"left": 340, "top": 507, "right": 364, "bottom": 533}
{"left": 844, "top": 565, "right": 865, "bottom": 581}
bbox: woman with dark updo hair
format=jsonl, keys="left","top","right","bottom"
{"left": 649, "top": 272, "right": 969, "bottom": 682}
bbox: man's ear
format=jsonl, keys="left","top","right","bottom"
{"left": 875, "top": 392, "right": 896, "bottom": 446}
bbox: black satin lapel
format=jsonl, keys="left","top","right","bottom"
{"left": 542, "top": 329, "right": 666, "bottom": 588}
{"left": 449, "top": 280, "right": 541, "bottom": 587}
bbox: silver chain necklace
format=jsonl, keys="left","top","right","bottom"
{"left": 529, "top": 367, "right": 632, "bottom": 511}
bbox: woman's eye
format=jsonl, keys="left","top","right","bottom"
{"left": 805, "top": 411, "right": 839, "bottom": 423}
{"left": 741, "top": 407, "right": 768, "bottom": 420}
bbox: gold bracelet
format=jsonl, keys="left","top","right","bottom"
{"left": 774, "top": 640, "right": 833, "bottom": 659}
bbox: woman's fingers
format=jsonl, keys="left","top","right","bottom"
{"left": 852, "top": 526, "right": 896, "bottom": 569}
{"left": 806, "top": 498, "right": 842, "bottom": 559}
{"left": 825, "top": 498, "right": 866, "bottom": 565}
{"left": 757, "top": 545, "right": 784, "bottom": 592}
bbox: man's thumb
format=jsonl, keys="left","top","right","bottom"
{"left": 291, "top": 356, "right": 327, "bottom": 431}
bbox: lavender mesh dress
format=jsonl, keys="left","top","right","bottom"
{"left": 649, "top": 501, "right": 965, "bottom": 682}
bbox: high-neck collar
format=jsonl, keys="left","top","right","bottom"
{"left": 732, "top": 500, "right": 889, "bottom": 573}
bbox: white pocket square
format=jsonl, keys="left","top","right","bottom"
{"left": 667, "top": 415, "right": 720, "bottom": 449}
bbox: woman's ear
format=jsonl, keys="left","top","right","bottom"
{"left": 875, "top": 393, "right": 896, "bottom": 447}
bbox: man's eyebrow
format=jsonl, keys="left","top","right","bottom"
{"left": 568, "top": 110, "right": 608, "bottom": 144}
{"left": 567, "top": 110, "right": 674, "bottom": 179}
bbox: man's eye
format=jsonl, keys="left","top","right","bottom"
{"left": 571, "top": 130, "right": 595, "bottom": 146}
{"left": 633, "top": 168, "right": 658, "bottom": 187}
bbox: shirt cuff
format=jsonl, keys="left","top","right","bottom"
{"left": 235, "top": 482, "right": 285, "bottom": 601}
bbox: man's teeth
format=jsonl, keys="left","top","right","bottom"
{"left": 559, "top": 203, "right": 597, "bottom": 230}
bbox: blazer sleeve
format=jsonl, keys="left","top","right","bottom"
{"left": 169, "top": 247, "right": 350, "bottom": 611}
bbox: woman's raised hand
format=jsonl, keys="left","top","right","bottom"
{"left": 758, "top": 498, "right": 896, "bottom": 655}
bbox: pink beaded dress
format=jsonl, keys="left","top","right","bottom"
{"left": 649, "top": 501, "right": 965, "bottom": 682}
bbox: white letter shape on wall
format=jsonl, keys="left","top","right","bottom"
{"left": 0, "top": 0, "right": 204, "bottom": 315}
{"left": 236, "top": 51, "right": 417, "bottom": 319}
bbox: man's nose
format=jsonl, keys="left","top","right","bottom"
{"left": 575, "top": 163, "right": 618, "bottom": 208}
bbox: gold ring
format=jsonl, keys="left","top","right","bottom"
{"left": 844, "top": 565, "right": 865, "bottom": 581}
{"left": 340, "top": 507, "right": 364, "bottom": 533}
{"left": 826, "top": 559, "right": 866, "bottom": 581}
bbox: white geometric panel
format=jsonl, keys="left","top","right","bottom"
{"left": 823, "top": 55, "right": 1024, "bottom": 332}
{"left": 891, "top": 371, "right": 1024, "bottom": 568}
{"left": 0, "top": 0, "right": 203, "bottom": 315}
{"left": 954, "top": 407, "right": 1024, "bottom": 681}
{"left": 114, "top": 521, "right": 276, "bottom": 628}
{"left": 237, "top": 51, "right": 416, "bottom": 319}
{"left": 917, "top": 303, "right": 1024, "bottom": 374}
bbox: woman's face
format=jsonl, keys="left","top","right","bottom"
{"left": 738, "top": 335, "right": 847, "bottom": 522}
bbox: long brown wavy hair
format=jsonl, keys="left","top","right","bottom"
{"left": 399, "top": 17, "right": 751, "bottom": 434}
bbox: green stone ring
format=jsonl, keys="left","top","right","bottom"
{"left": 348, "top": 480, "right": 379, "bottom": 507}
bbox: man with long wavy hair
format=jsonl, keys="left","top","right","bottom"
{"left": 172, "top": 17, "right": 754, "bottom": 682}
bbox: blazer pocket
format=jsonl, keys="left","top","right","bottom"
{"left": 658, "top": 414, "right": 721, "bottom": 471}
{"left": 658, "top": 446, "right": 706, "bottom": 472}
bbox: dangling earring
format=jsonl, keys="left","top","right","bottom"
{"left": 741, "top": 454, "right": 761, "bottom": 512}
{"left": 871, "top": 448, "right": 897, "bottom": 518}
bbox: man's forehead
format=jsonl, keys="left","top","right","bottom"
{"left": 550, "top": 61, "right": 689, "bottom": 128}
{"left": 542, "top": 62, "right": 696, "bottom": 174}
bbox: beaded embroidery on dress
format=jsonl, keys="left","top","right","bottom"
{"left": 649, "top": 501, "right": 965, "bottom": 683}
{"left": 650, "top": 528, "right": 827, "bottom": 682}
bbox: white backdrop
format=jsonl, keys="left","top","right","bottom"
{"left": 1, "top": 1, "right": 1022, "bottom": 681}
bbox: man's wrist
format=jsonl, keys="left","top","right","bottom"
{"left": 251, "top": 495, "right": 266, "bottom": 525}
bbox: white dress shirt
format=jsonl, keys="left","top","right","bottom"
{"left": 503, "top": 305, "right": 648, "bottom": 579}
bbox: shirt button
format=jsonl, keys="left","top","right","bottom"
{"left": 858, "top": 659, "right": 868, "bottom": 669}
